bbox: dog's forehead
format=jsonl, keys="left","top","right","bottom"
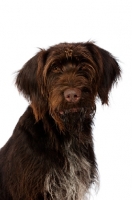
{"left": 47, "top": 43, "right": 88, "bottom": 59}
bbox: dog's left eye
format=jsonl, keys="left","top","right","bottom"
{"left": 79, "top": 65, "right": 87, "bottom": 71}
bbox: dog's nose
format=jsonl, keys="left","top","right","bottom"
{"left": 64, "top": 88, "right": 81, "bottom": 103}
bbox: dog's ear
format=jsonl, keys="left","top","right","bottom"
{"left": 16, "top": 50, "right": 47, "bottom": 120}
{"left": 85, "top": 42, "right": 121, "bottom": 104}
{"left": 16, "top": 50, "right": 46, "bottom": 100}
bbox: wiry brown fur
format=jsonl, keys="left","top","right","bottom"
{"left": 0, "top": 42, "right": 121, "bottom": 200}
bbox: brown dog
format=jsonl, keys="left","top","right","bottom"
{"left": 0, "top": 42, "right": 121, "bottom": 200}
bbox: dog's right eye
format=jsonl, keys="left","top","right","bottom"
{"left": 52, "top": 64, "right": 62, "bottom": 73}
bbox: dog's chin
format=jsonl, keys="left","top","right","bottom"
{"left": 57, "top": 107, "right": 87, "bottom": 133}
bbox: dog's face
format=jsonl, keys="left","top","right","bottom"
{"left": 16, "top": 42, "right": 121, "bottom": 131}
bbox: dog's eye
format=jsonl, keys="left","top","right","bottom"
{"left": 51, "top": 64, "right": 62, "bottom": 73}
{"left": 82, "top": 87, "right": 91, "bottom": 93}
{"left": 79, "top": 65, "right": 87, "bottom": 71}
{"left": 78, "top": 63, "right": 87, "bottom": 71}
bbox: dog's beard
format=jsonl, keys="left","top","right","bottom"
{"left": 59, "top": 108, "right": 87, "bottom": 134}
{"left": 50, "top": 103, "right": 96, "bottom": 133}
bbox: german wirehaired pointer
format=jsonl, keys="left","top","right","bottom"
{"left": 0, "top": 42, "right": 121, "bottom": 200}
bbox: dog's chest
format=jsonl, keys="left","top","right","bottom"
{"left": 40, "top": 143, "right": 91, "bottom": 200}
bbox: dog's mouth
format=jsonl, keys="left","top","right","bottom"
{"left": 58, "top": 107, "right": 84, "bottom": 115}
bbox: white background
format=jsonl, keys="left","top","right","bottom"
{"left": 0, "top": 0, "right": 132, "bottom": 199}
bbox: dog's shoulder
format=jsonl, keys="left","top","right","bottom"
{"left": 0, "top": 106, "right": 46, "bottom": 155}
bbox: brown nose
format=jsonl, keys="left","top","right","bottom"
{"left": 64, "top": 88, "right": 81, "bottom": 103}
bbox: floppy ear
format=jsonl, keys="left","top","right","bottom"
{"left": 16, "top": 50, "right": 47, "bottom": 120}
{"left": 15, "top": 50, "right": 45, "bottom": 100}
{"left": 85, "top": 42, "right": 121, "bottom": 104}
{"left": 16, "top": 53, "right": 39, "bottom": 100}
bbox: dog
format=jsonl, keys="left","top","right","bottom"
{"left": 0, "top": 42, "right": 121, "bottom": 200}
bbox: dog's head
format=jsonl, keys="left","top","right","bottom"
{"left": 16, "top": 42, "right": 121, "bottom": 131}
